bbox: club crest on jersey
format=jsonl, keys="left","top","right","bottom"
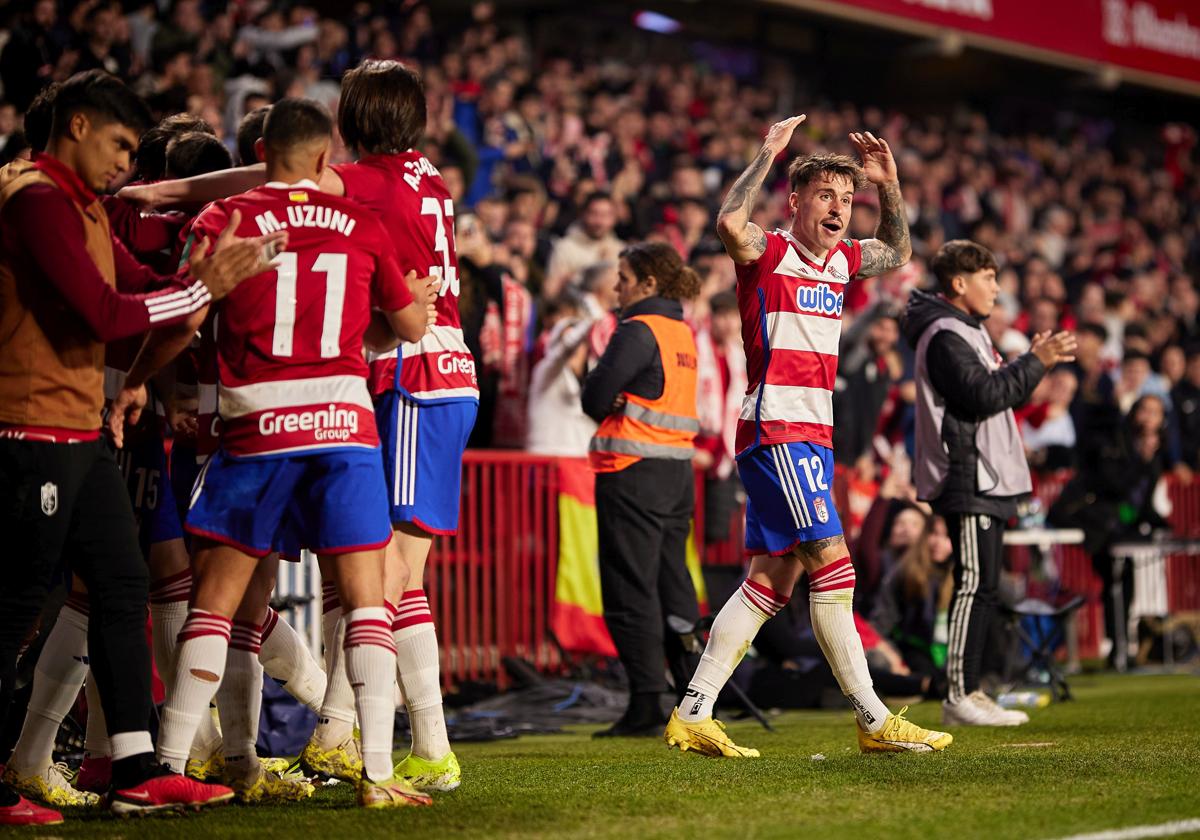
{"left": 40, "top": 482, "right": 58, "bottom": 516}
{"left": 796, "top": 282, "right": 844, "bottom": 317}
{"left": 813, "top": 496, "right": 829, "bottom": 524}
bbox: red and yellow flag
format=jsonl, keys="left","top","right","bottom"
{"left": 552, "top": 459, "right": 706, "bottom": 657}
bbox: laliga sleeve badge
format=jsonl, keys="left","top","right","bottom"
{"left": 813, "top": 496, "right": 829, "bottom": 524}
{"left": 40, "top": 482, "right": 58, "bottom": 516}
{"left": 980, "top": 516, "right": 991, "bottom": 531}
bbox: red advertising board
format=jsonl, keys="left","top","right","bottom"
{"left": 785, "top": 0, "right": 1200, "bottom": 91}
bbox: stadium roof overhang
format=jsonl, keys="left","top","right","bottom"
{"left": 764, "top": 0, "right": 1200, "bottom": 98}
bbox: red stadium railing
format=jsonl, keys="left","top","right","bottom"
{"left": 423, "top": 453, "right": 1200, "bottom": 687}
{"left": 425, "top": 452, "right": 563, "bottom": 690}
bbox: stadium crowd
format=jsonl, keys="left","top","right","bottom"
{"left": 1, "top": 0, "right": 1197, "bottom": 825}
{"left": 3, "top": 0, "right": 1198, "bottom": 476}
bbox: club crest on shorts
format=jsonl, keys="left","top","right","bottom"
{"left": 40, "top": 482, "right": 58, "bottom": 516}
{"left": 813, "top": 496, "right": 829, "bottom": 524}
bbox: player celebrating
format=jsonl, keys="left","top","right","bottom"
{"left": 322, "top": 59, "right": 474, "bottom": 792}
{"left": 109, "top": 97, "right": 435, "bottom": 809}
{"left": 123, "top": 60, "right": 474, "bottom": 792}
{"left": 665, "top": 116, "right": 952, "bottom": 756}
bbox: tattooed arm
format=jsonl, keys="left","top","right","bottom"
{"left": 716, "top": 115, "right": 805, "bottom": 265}
{"left": 850, "top": 131, "right": 912, "bottom": 278}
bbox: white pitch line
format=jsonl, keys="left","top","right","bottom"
{"left": 1046, "top": 818, "right": 1200, "bottom": 840}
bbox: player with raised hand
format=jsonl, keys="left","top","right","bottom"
{"left": 109, "top": 97, "right": 436, "bottom": 810}
{"left": 123, "top": 59, "right": 474, "bottom": 794}
{"left": 664, "top": 115, "right": 953, "bottom": 757}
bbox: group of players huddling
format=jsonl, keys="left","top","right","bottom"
{"left": 0, "top": 56, "right": 965, "bottom": 828}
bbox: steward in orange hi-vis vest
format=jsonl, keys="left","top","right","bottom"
{"left": 580, "top": 242, "right": 703, "bottom": 737}
{"left": 588, "top": 314, "right": 699, "bottom": 473}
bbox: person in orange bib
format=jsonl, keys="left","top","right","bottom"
{"left": 582, "top": 242, "right": 702, "bottom": 737}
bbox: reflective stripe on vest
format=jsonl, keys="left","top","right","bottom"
{"left": 619, "top": 401, "right": 700, "bottom": 432}
{"left": 589, "top": 312, "right": 699, "bottom": 473}
{"left": 588, "top": 436, "right": 696, "bottom": 459}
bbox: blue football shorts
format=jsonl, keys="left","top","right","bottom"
{"left": 738, "top": 440, "right": 844, "bottom": 557}
{"left": 186, "top": 447, "right": 392, "bottom": 558}
{"left": 375, "top": 392, "right": 476, "bottom": 535}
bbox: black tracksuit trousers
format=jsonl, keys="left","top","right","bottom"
{"left": 0, "top": 437, "right": 152, "bottom": 746}
{"left": 944, "top": 511, "right": 1005, "bottom": 702}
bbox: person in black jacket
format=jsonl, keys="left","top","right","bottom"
{"left": 905, "top": 239, "right": 1075, "bottom": 727}
{"left": 581, "top": 242, "right": 702, "bottom": 737}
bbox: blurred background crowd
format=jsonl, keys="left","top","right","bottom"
{"left": 2, "top": 0, "right": 1198, "bottom": 680}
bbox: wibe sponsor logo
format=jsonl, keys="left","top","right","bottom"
{"left": 796, "top": 282, "right": 844, "bottom": 317}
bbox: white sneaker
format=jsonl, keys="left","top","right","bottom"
{"left": 971, "top": 690, "right": 1030, "bottom": 724}
{"left": 942, "top": 691, "right": 1028, "bottom": 726}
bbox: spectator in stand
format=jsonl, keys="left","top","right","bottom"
{"left": 832, "top": 302, "right": 901, "bottom": 467}
{"left": 1113, "top": 349, "right": 1171, "bottom": 414}
{"left": 851, "top": 450, "right": 927, "bottom": 616}
{"left": 0, "top": 102, "right": 18, "bottom": 161}
{"left": 546, "top": 191, "right": 624, "bottom": 298}
{"left": 0, "top": 0, "right": 69, "bottom": 111}
{"left": 457, "top": 212, "right": 506, "bottom": 448}
{"left": 1171, "top": 346, "right": 1200, "bottom": 471}
{"left": 1049, "top": 395, "right": 1173, "bottom": 669}
{"left": 73, "top": 3, "right": 131, "bottom": 79}
{"left": 526, "top": 291, "right": 600, "bottom": 457}
{"left": 693, "top": 291, "right": 746, "bottom": 545}
{"left": 1068, "top": 322, "right": 1117, "bottom": 439}
{"left": 1021, "top": 368, "right": 1078, "bottom": 472}
{"left": 871, "top": 512, "right": 954, "bottom": 697}
{"left": 578, "top": 260, "right": 620, "bottom": 364}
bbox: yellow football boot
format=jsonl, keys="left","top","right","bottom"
{"left": 186, "top": 751, "right": 224, "bottom": 782}
{"left": 228, "top": 765, "right": 315, "bottom": 804}
{"left": 663, "top": 709, "right": 760, "bottom": 758}
{"left": 2, "top": 763, "right": 101, "bottom": 808}
{"left": 858, "top": 706, "right": 953, "bottom": 753}
{"left": 393, "top": 751, "right": 461, "bottom": 792}
{"left": 357, "top": 776, "right": 434, "bottom": 809}
{"left": 299, "top": 728, "right": 362, "bottom": 782}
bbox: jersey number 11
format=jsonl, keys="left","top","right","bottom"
{"left": 271, "top": 251, "right": 347, "bottom": 359}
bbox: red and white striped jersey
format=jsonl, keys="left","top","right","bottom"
{"left": 188, "top": 182, "right": 413, "bottom": 458}
{"left": 334, "top": 152, "right": 479, "bottom": 404}
{"left": 734, "top": 230, "right": 861, "bottom": 454}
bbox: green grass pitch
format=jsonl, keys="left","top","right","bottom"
{"left": 11, "top": 673, "right": 1198, "bottom": 839}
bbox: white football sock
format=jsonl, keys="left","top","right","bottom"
{"left": 149, "top": 570, "right": 191, "bottom": 683}
{"left": 158, "top": 610, "right": 231, "bottom": 773}
{"left": 394, "top": 590, "right": 449, "bottom": 759}
{"left": 217, "top": 621, "right": 263, "bottom": 780}
{"left": 312, "top": 586, "right": 354, "bottom": 748}
{"left": 679, "top": 579, "right": 789, "bottom": 723}
{"left": 343, "top": 608, "right": 396, "bottom": 783}
{"left": 9, "top": 600, "right": 90, "bottom": 774}
{"left": 260, "top": 607, "right": 326, "bottom": 714}
{"left": 83, "top": 673, "right": 110, "bottom": 758}
{"left": 809, "top": 557, "right": 890, "bottom": 733}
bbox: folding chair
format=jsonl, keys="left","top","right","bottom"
{"left": 1002, "top": 595, "right": 1087, "bottom": 702}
